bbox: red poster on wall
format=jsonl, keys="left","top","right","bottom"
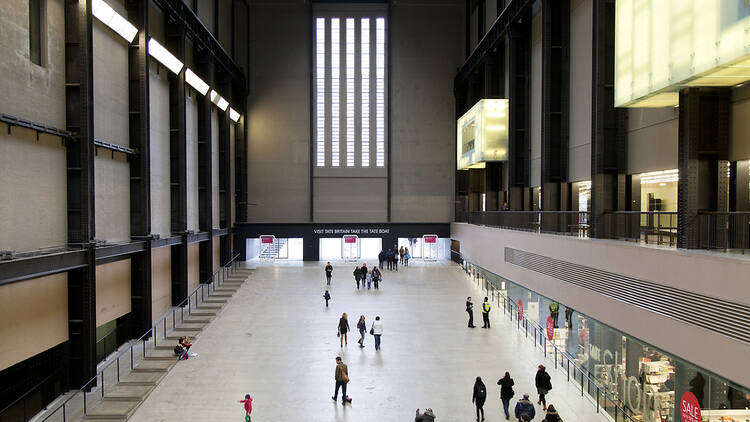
{"left": 344, "top": 235, "right": 357, "bottom": 244}
{"left": 518, "top": 299, "right": 524, "bottom": 321}
{"left": 680, "top": 392, "right": 701, "bottom": 422}
{"left": 424, "top": 235, "right": 437, "bottom": 243}
{"left": 546, "top": 316, "right": 555, "bottom": 341}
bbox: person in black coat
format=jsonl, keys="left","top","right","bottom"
{"left": 535, "top": 364, "right": 552, "bottom": 411}
{"left": 338, "top": 313, "right": 350, "bottom": 347}
{"left": 353, "top": 266, "right": 362, "bottom": 289}
{"left": 472, "top": 376, "right": 487, "bottom": 421}
{"left": 542, "top": 404, "right": 562, "bottom": 422}
{"left": 497, "top": 371, "right": 515, "bottom": 420}
{"left": 378, "top": 250, "right": 385, "bottom": 269}
{"left": 466, "top": 296, "right": 475, "bottom": 328}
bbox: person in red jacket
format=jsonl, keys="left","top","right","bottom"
{"left": 238, "top": 394, "right": 253, "bottom": 421}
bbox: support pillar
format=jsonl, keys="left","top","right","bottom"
{"left": 64, "top": 0, "right": 96, "bottom": 386}
{"left": 218, "top": 71, "right": 232, "bottom": 265}
{"left": 677, "top": 87, "right": 730, "bottom": 249}
{"left": 508, "top": 9, "right": 531, "bottom": 211}
{"left": 126, "top": 0, "right": 152, "bottom": 333}
{"left": 197, "top": 53, "right": 213, "bottom": 284}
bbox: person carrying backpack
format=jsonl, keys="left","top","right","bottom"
{"left": 323, "top": 290, "right": 331, "bottom": 307}
{"left": 535, "top": 365, "right": 552, "bottom": 410}
{"left": 472, "top": 376, "right": 487, "bottom": 421}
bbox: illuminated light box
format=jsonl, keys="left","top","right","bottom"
{"left": 615, "top": 0, "right": 750, "bottom": 108}
{"left": 456, "top": 99, "right": 509, "bottom": 170}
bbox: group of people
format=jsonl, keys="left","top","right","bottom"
{"left": 331, "top": 314, "right": 384, "bottom": 405}
{"left": 336, "top": 312, "right": 384, "bottom": 350}
{"left": 466, "top": 296, "right": 492, "bottom": 328}
{"left": 378, "top": 246, "right": 411, "bottom": 270}
{"left": 473, "top": 366, "right": 559, "bottom": 421}
{"left": 352, "top": 263, "right": 382, "bottom": 289}
{"left": 172, "top": 336, "right": 193, "bottom": 360}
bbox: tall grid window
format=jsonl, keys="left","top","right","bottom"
{"left": 375, "top": 18, "right": 385, "bottom": 167}
{"left": 314, "top": 15, "right": 386, "bottom": 168}
{"left": 330, "top": 18, "right": 340, "bottom": 167}
{"left": 346, "top": 18, "right": 355, "bottom": 167}
{"left": 361, "top": 18, "right": 370, "bottom": 167}
{"left": 315, "top": 18, "right": 325, "bottom": 167}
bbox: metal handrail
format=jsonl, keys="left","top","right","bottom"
{"left": 37, "top": 253, "right": 243, "bottom": 422}
{"left": 463, "top": 256, "right": 637, "bottom": 422}
{"left": 0, "top": 368, "right": 64, "bottom": 419}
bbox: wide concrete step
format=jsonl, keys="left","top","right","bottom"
{"left": 196, "top": 303, "right": 222, "bottom": 309}
{"left": 101, "top": 385, "right": 153, "bottom": 402}
{"left": 83, "top": 399, "right": 141, "bottom": 420}
{"left": 174, "top": 322, "right": 206, "bottom": 331}
{"left": 131, "top": 359, "right": 175, "bottom": 373}
{"left": 181, "top": 316, "right": 212, "bottom": 324}
{"left": 144, "top": 348, "right": 180, "bottom": 360}
{"left": 207, "top": 292, "right": 233, "bottom": 297}
{"left": 187, "top": 311, "right": 216, "bottom": 317}
{"left": 203, "top": 299, "right": 228, "bottom": 305}
{"left": 165, "top": 329, "right": 200, "bottom": 339}
{"left": 118, "top": 371, "right": 164, "bottom": 386}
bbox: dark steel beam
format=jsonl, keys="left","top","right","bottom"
{"left": 0, "top": 113, "right": 73, "bottom": 138}
{"left": 64, "top": 0, "right": 96, "bottom": 388}
{"left": 94, "top": 138, "right": 137, "bottom": 155}
{"left": 589, "top": 0, "right": 627, "bottom": 238}
{"left": 456, "top": 0, "right": 533, "bottom": 86}
{"left": 218, "top": 70, "right": 232, "bottom": 265}
{"left": 152, "top": 235, "right": 183, "bottom": 248}
{"left": 126, "top": 0, "right": 152, "bottom": 335}
{"left": 188, "top": 231, "right": 211, "bottom": 243}
{"left": 167, "top": 20, "right": 188, "bottom": 306}
{"left": 95, "top": 241, "right": 147, "bottom": 261}
{"left": 197, "top": 54, "right": 214, "bottom": 284}
{"left": 212, "top": 227, "right": 230, "bottom": 237}
{"left": 0, "top": 250, "right": 87, "bottom": 285}
{"left": 507, "top": 8, "right": 531, "bottom": 210}
{"left": 541, "top": 0, "right": 570, "bottom": 215}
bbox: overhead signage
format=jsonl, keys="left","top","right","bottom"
{"left": 343, "top": 235, "right": 357, "bottom": 244}
{"left": 260, "top": 235, "right": 275, "bottom": 244}
{"left": 424, "top": 235, "right": 437, "bottom": 243}
{"left": 313, "top": 227, "right": 390, "bottom": 235}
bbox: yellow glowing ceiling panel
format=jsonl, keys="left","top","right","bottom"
{"left": 615, "top": 0, "right": 750, "bottom": 108}
{"left": 456, "top": 99, "right": 509, "bottom": 170}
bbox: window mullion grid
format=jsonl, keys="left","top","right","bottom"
{"left": 346, "top": 18, "right": 355, "bottom": 167}
{"left": 361, "top": 17, "right": 370, "bottom": 167}
{"left": 331, "top": 18, "right": 340, "bottom": 167}
{"left": 375, "top": 17, "right": 385, "bottom": 167}
{"left": 315, "top": 18, "right": 326, "bottom": 167}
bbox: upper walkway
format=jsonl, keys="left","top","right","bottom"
{"left": 128, "top": 260, "right": 609, "bottom": 421}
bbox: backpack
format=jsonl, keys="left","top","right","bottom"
{"left": 478, "top": 385, "right": 486, "bottom": 400}
{"left": 174, "top": 345, "right": 184, "bottom": 356}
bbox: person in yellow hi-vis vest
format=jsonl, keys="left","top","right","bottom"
{"left": 481, "top": 297, "right": 491, "bottom": 328}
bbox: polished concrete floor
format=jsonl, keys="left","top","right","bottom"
{"left": 129, "top": 260, "right": 608, "bottom": 422}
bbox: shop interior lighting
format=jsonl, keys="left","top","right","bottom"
{"left": 148, "top": 38, "right": 183, "bottom": 75}
{"left": 184, "top": 68, "right": 209, "bottom": 95}
{"left": 209, "top": 90, "right": 229, "bottom": 111}
{"left": 640, "top": 169, "right": 679, "bottom": 185}
{"left": 92, "top": 0, "right": 138, "bottom": 43}
{"left": 578, "top": 180, "right": 592, "bottom": 197}
{"left": 229, "top": 107, "right": 240, "bottom": 122}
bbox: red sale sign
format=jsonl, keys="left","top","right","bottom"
{"left": 424, "top": 235, "right": 437, "bottom": 243}
{"left": 260, "top": 235, "right": 274, "bottom": 244}
{"left": 518, "top": 300, "right": 524, "bottom": 321}
{"left": 546, "top": 316, "right": 554, "bottom": 341}
{"left": 344, "top": 235, "right": 357, "bottom": 244}
{"left": 680, "top": 392, "right": 701, "bottom": 422}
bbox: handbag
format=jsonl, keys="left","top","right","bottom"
{"left": 369, "top": 323, "right": 375, "bottom": 335}
{"left": 342, "top": 373, "right": 350, "bottom": 383}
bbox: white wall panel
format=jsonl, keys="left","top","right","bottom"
{"left": 569, "top": 0, "right": 592, "bottom": 182}
{"left": 93, "top": 20, "right": 129, "bottom": 146}
{"left": 313, "top": 178, "right": 387, "bottom": 222}
{"left": 96, "top": 260, "right": 132, "bottom": 326}
{"left": 627, "top": 108, "right": 678, "bottom": 174}
{"left": 187, "top": 94, "right": 199, "bottom": 231}
{"left": 212, "top": 110, "right": 220, "bottom": 228}
{"left": 150, "top": 61, "right": 171, "bottom": 237}
{"left": 95, "top": 154, "right": 130, "bottom": 242}
{"left": 530, "top": 11, "right": 542, "bottom": 188}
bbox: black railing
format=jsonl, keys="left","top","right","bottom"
{"left": 0, "top": 369, "right": 63, "bottom": 422}
{"left": 698, "top": 212, "right": 750, "bottom": 253}
{"left": 469, "top": 211, "right": 590, "bottom": 237}
{"left": 602, "top": 211, "right": 678, "bottom": 247}
{"left": 1, "top": 254, "right": 243, "bottom": 422}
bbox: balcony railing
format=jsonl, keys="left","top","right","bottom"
{"left": 698, "top": 212, "right": 750, "bottom": 253}
{"left": 602, "top": 211, "right": 678, "bottom": 247}
{"left": 469, "top": 211, "right": 590, "bottom": 237}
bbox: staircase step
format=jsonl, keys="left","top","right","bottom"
{"left": 132, "top": 359, "right": 175, "bottom": 373}
{"left": 101, "top": 385, "right": 153, "bottom": 401}
{"left": 181, "top": 317, "right": 212, "bottom": 324}
{"left": 118, "top": 371, "right": 165, "bottom": 386}
{"left": 203, "top": 298, "right": 228, "bottom": 304}
{"left": 196, "top": 303, "right": 222, "bottom": 310}
{"left": 187, "top": 311, "right": 216, "bottom": 317}
{"left": 174, "top": 323, "right": 206, "bottom": 331}
{"left": 83, "top": 399, "right": 141, "bottom": 419}
{"left": 165, "top": 331, "right": 200, "bottom": 340}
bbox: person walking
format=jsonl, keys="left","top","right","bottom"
{"left": 535, "top": 365, "right": 552, "bottom": 411}
{"left": 366, "top": 271, "right": 372, "bottom": 289}
{"left": 323, "top": 290, "right": 331, "bottom": 307}
{"left": 385, "top": 249, "right": 393, "bottom": 270}
{"left": 353, "top": 266, "right": 362, "bottom": 289}
{"left": 404, "top": 247, "right": 410, "bottom": 266}
{"left": 542, "top": 405, "right": 561, "bottom": 422}
{"left": 497, "top": 372, "right": 515, "bottom": 420}
{"left": 514, "top": 393, "right": 536, "bottom": 421}
{"left": 466, "top": 296, "right": 476, "bottom": 328}
{"left": 392, "top": 248, "right": 398, "bottom": 270}
{"left": 372, "top": 266, "right": 382, "bottom": 289}
{"left": 357, "top": 315, "right": 367, "bottom": 347}
{"left": 338, "top": 313, "right": 350, "bottom": 347}
{"left": 415, "top": 408, "right": 436, "bottom": 422}
{"left": 238, "top": 394, "right": 253, "bottom": 422}
{"left": 399, "top": 246, "right": 405, "bottom": 264}
{"left": 482, "top": 297, "right": 491, "bottom": 328}
{"left": 472, "top": 376, "right": 487, "bottom": 421}
{"left": 360, "top": 263, "right": 368, "bottom": 283}
{"left": 332, "top": 356, "right": 350, "bottom": 405}
{"left": 325, "top": 262, "right": 333, "bottom": 286}
{"left": 378, "top": 250, "right": 385, "bottom": 269}
{"left": 371, "top": 316, "right": 383, "bottom": 350}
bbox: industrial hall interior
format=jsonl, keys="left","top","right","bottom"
{"left": 2, "top": 0, "right": 750, "bottom": 421}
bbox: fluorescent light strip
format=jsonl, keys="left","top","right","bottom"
{"left": 229, "top": 107, "right": 240, "bottom": 123}
{"left": 92, "top": 0, "right": 138, "bottom": 43}
{"left": 184, "top": 68, "right": 209, "bottom": 95}
{"left": 209, "top": 90, "right": 229, "bottom": 111}
{"left": 148, "top": 38, "right": 183, "bottom": 74}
